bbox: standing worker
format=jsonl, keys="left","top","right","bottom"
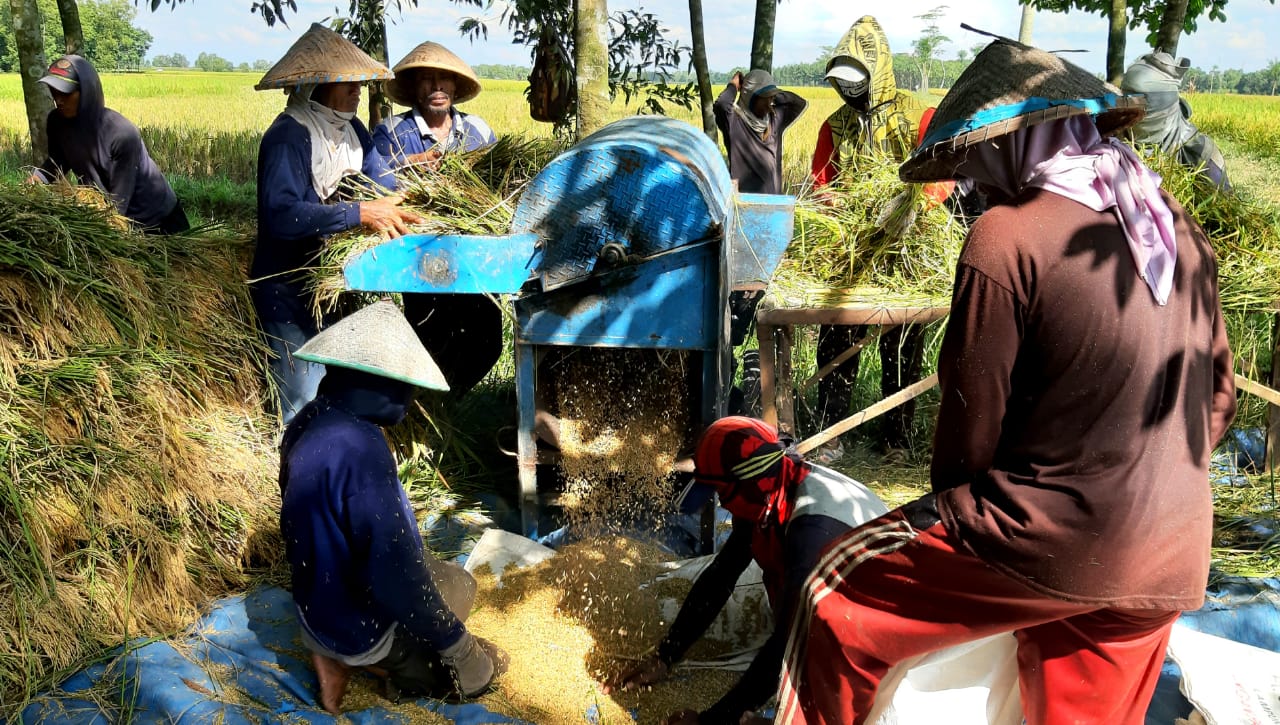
{"left": 808, "top": 16, "right": 930, "bottom": 464}
{"left": 373, "top": 41, "right": 497, "bottom": 168}
{"left": 775, "top": 37, "right": 1236, "bottom": 725}
{"left": 714, "top": 70, "right": 807, "bottom": 409}
{"left": 280, "top": 300, "right": 504, "bottom": 713}
{"left": 605, "top": 416, "right": 888, "bottom": 725}
{"left": 250, "top": 23, "right": 423, "bottom": 424}
{"left": 373, "top": 41, "right": 502, "bottom": 396}
{"left": 27, "top": 55, "right": 190, "bottom": 235}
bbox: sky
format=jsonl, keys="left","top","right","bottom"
{"left": 134, "top": 0, "right": 1279, "bottom": 74}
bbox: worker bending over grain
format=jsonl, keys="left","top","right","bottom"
{"left": 278, "top": 301, "right": 504, "bottom": 713}
{"left": 605, "top": 416, "right": 888, "bottom": 724}
{"left": 774, "top": 36, "right": 1236, "bottom": 725}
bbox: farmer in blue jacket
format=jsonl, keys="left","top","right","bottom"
{"left": 281, "top": 300, "right": 504, "bottom": 713}
{"left": 250, "top": 23, "right": 423, "bottom": 424}
{"left": 373, "top": 41, "right": 497, "bottom": 169}
{"left": 373, "top": 41, "right": 503, "bottom": 396}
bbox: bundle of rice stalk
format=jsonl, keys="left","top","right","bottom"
{"left": 1141, "top": 148, "right": 1280, "bottom": 313}
{"left": 0, "top": 182, "right": 280, "bottom": 717}
{"left": 311, "top": 135, "right": 563, "bottom": 316}
{"left": 772, "top": 151, "right": 966, "bottom": 308}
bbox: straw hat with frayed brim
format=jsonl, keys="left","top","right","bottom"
{"left": 255, "top": 23, "right": 393, "bottom": 91}
{"left": 899, "top": 37, "right": 1146, "bottom": 183}
{"left": 388, "top": 41, "right": 482, "bottom": 107}
{"left": 294, "top": 301, "right": 449, "bottom": 391}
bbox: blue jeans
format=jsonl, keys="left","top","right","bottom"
{"left": 251, "top": 281, "right": 328, "bottom": 425}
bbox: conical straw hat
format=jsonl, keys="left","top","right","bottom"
{"left": 294, "top": 300, "right": 449, "bottom": 391}
{"left": 388, "top": 41, "right": 482, "bottom": 107}
{"left": 255, "top": 22, "right": 393, "bottom": 91}
{"left": 899, "top": 36, "right": 1146, "bottom": 183}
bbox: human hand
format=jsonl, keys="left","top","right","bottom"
{"left": 601, "top": 654, "right": 669, "bottom": 694}
{"left": 24, "top": 171, "right": 46, "bottom": 185}
{"left": 730, "top": 71, "right": 743, "bottom": 89}
{"left": 662, "top": 709, "right": 700, "bottom": 725}
{"left": 408, "top": 148, "right": 444, "bottom": 169}
{"left": 358, "top": 196, "right": 424, "bottom": 239}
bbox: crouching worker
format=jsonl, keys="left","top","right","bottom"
{"left": 279, "top": 300, "right": 505, "bottom": 713}
{"left": 604, "top": 416, "right": 888, "bottom": 724}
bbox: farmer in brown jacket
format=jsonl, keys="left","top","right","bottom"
{"left": 773, "top": 36, "right": 1236, "bottom": 725}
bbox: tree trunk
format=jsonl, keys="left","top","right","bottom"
{"left": 366, "top": 20, "right": 390, "bottom": 130}
{"left": 1106, "top": 0, "right": 1127, "bottom": 86}
{"left": 749, "top": 0, "right": 775, "bottom": 72}
{"left": 1155, "top": 0, "right": 1189, "bottom": 56}
{"left": 54, "top": 0, "right": 83, "bottom": 55}
{"left": 688, "top": 0, "right": 716, "bottom": 141}
{"left": 1018, "top": 3, "right": 1034, "bottom": 45}
{"left": 9, "top": 0, "right": 52, "bottom": 164}
{"left": 574, "top": 0, "right": 610, "bottom": 139}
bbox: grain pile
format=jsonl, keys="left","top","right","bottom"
{"left": 0, "top": 181, "right": 280, "bottom": 717}
{"left": 553, "top": 348, "right": 692, "bottom": 537}
{"left": 468, "top": 537, "right": 744, "bottom": 724}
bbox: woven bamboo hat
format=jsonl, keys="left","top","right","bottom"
{"left": 388, "top": 41, "right": 482, "bottom": 107}
{"left": 255, "top": 23, "right": 393, "bottom": 91}
{"left": 294, "top": 301, "right": 449, "bottom": 391}
{"left": 899, "top": 35, "right": 1146, "bottom": 183}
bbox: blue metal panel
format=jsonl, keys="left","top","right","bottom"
{"left": 515, "top": 243, "right": 718, "bottom": 349}
{"left": 511, "top": 116, "right": 735, "bottom": 290}
{"left": 729, "top": 193, "right": 796, "bottom": 290}
{"left": 343, "top": 233, "right": 540, "bottom": 294}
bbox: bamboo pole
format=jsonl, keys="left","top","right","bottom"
{"left": 797, "top": 373, "right": 939, "bottom": 455}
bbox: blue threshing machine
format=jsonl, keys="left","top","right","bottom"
{"left": 343, "top": 116, "right": 795, "bottom": 537}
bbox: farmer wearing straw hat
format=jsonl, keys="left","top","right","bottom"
{"left": 605, "top": 416, "right": 888, "bottom": 725}
{"left": 807, "top": 16, "right": 935, "bottom": 466}
{"left": 774, "top": 36, "right": 1236, "bottom": 725}
{"left": 26, "top": 55, "right": 190, "bottom": 235}
{"left": 250, "top": 23, "right": 424, "bottom": 425}
{"left": 280, "top": 300, "right": 505, "bottom": 713}
{"left": 373, "top": 41, "right": 497, "bottom": 169}
{"left": 372, "top": 40, "right": 502, "bottom": 396}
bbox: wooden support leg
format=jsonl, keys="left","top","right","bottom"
{"left": 777, "top": 325, "right": 796, "bottom": 436}
{"left": 1269, "top": 311, "right": 1279, "bottom": 473}
{"left": 759, "top": 323, "right": 777, "bottom": 427}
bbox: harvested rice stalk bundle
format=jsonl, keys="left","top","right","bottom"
{"left": 771, "top": 151, "right": 966, "bottom": 307}
{"left": 468, "top": 538, "right": 743, "bottom": 724}
{"left": 1141, "top": 149, "right": 1280, "bottom": 313}
{"left": 553, "top": 349, "right": 692, "bottom": 538}
{"left": 0, "top": 180, "right": 279, "bottom": 717}
{"left": 311, "top": 136, "right": 559, "bottom": 315}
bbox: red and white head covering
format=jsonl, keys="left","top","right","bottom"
{"left": 678, "top": 416, "right": 809, "bottom": 527}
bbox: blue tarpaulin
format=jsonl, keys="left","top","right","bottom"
{"left": 16, "top": 586, "right": 528, "bottom": 725}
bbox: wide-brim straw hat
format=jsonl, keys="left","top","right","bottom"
{"left": 388, "top": 41, "right": 482, "bottom": 107}
{"left": 294, "top": 300, "right": 449, "bottom": 391}
{"left": 255, "top": 22, "right": 393, "bottom": 91}
{"left": 899, "top": 36, "right": 1147, "bottom": 183}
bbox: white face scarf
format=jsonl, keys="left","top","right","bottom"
{"left": 956, "top": 115, "right": 1178, "bottom": 305}
{"left": 284, "top": 84, "right": 363, "bottom": 201}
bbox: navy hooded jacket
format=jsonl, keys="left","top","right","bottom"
{"left": 36, "top": 55, "right": 178, "bottom": 229}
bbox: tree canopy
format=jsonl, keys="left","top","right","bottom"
{"left": 0, "top": 0, "right": 152, "bottom": 71}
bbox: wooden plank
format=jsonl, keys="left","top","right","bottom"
{"left": 797, "top": 374, "right": 940, "bottom": 455}
{"left": 1236, "top": 374, "right": 1280, "bottom": 408}
{"left": 758, "top": 305, "right": 950, "bottom": 327}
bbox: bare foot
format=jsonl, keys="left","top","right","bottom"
{"left": 311, "top": 652, "right": 352, "bottom": 714}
